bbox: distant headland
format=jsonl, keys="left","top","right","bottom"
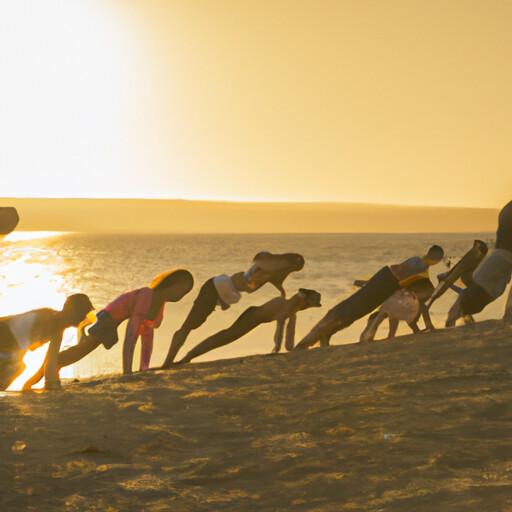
{"left": 0, "top": 198, "right": 498, "bottom": 234}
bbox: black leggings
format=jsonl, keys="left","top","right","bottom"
{"left": 296, "top": 266, "right": 399, "bottom": 349}
{"left": 180, "top": 307, "right": 267, "bottom": 363}
{"left": 163, "top": 278, "right": 220, "bottom": 365}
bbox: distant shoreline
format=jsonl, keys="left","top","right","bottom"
{"left": 0, "top": 198, "right": 498, "bottom": 234}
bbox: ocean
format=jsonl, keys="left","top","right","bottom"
{"left": 0, "top": 231, "right": 506, "bottom": 389}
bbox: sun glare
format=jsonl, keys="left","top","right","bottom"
{"left": 0, "top": 0, "right": 146, "bottom": 198}
{"left": 4, "top": 231, "right": 65, "bottom": 243}
{"left": 0, "top": 235, "right": 78, "bottom": 391}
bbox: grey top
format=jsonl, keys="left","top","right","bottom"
{"left": 473, "top": 249, "right": 512, "bottom": 299}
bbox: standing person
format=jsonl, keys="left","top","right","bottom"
{"left": 0, "top": 294, "right": 94, "bottom": 390}
{"left": 178, "top": 288, "right": 322, "bottom": 364}
{"left": 295, "top": 245, "right": 444, "bottom": 349}
{"left": 161, "top": 252, "right": 305, "bottom": 367}
{"left": 446, "top": 201, "right": 512, "bottom": 326}
{"left": 23, "top": 269, "right": 194, "bottom": 389}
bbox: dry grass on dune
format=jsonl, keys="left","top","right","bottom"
{"left": 1, "top": 320, "right": 512, "bottom": 511}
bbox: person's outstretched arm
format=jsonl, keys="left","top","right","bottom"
{"left": 272, "top": 320, "right": 285, "bottom": 353}
{"left": 23, "top": 334, "right": 100, "bottom": 390}
{"left": 420, "top": 304, "right": 435, "bottom": 330}
{"left": 181, "top": 307, "right": 265, "bottom": 363}
{"left": 284, "top": 314, "right": 296, "bottom": 351}
{"left": 271, "top": 281, "right": 286, "bottom": 298}
{"left": 140, "top": 328, "right": 154, "bottom": 371}
{"left": 44, "top": 333, "right": 64, "bottom": 390}
{"left": 122, "top": 316, "right": 143, "bottom": 374}
{"left": 23, "top": 355, "right": 47, "bottom": 390}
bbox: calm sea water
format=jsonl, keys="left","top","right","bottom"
{"left": 0, "top": 231, "right": 506, "bottom": 385}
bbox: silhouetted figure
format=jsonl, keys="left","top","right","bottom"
{"left": 179, "top": 289, "right": 321, "bottom": 363}
{"left": 295, "top": 245, "right": 444, "bottom": 349}
{"left": 162, "top": 252, "right": 304, "bottom": 366}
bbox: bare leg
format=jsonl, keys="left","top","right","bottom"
{"left": 284, "top": 314, "right": 296, "bottom": 351}
{"left": 387, "top": 317, "right": 400, "bottom": 339}
{"left": 139, "top": 331, "right": 154, "bottom": 371}
{"left": 23, "top": 335, "right": 101, "bottom": 389}
{"left": 360, "top": 311, "right": 388, "bottom": 342}
{"left": 359, "top": 312, "right": 379, "bottom": 342}
{"left": 296, "top": 312, "right": 342, "bottom": 350}
{"left": 319, "top": 334, "right": 332, "bottom": 347}
{"left": 57, "top": 336, "right": 101, "bottom": 367}
{"left": 295, "top": 329, "right": 320, "bottom": 349}
{"left": 162, "top": 282, "right": 218, "bottom": 367}
{"left": 420, "top": 304, "right": 435, "bottom": 330}
{"left": 180, "top": 308, "right": 264, "bottom": 363}
{"left": 446, "top": 296, "right": 463, "bottom": 327}
{"left": 406, "top": 320, "right": 420, "bottom": 334}
{"left": 463, "top": 314, "right": 475, "bottom": 325}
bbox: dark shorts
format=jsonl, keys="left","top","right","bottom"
{"left": 181, "top": 278, "right": 222, "bottom": 330}
{"left": 329, "top": 266, "right": 400, "bottom": 327}
{"left": 460, "top": 283, "right": 494, "bottom": 316}
{"left": 88, "top": 310, "right": 119, "bottom": 349}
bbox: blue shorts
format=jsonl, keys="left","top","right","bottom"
{"left": 88, "top": 310, "right": 119, "bottom": 349}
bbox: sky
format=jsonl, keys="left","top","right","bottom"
{"left": 0, "top": 0, "right": 510, "bottom": 208}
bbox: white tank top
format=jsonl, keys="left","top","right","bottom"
{"left": 7, "top": 311, "right": 38, "bottom": 350}
{"left": 473, "top": 249, "right": 512, "bottom": 299}
{"left": 213, "top": 275, "right": 241, "bottom": 306}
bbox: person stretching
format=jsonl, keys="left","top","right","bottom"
{"left": 295, "top": 245, "right": 444, "bottom": 349}
{"left": 23, "top": 269, "right": 193, "bottom": 389}
{"left": 178, "top": 288, "right": 322, "bottom": 364}
{"left": 446, "top": 201, "right": 512, "bottom": 326}
{"left": 162, "top": 252, "right": 304, "bottom": 366}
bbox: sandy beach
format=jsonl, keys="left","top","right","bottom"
{"left": 2, "top": 320, "right": 512, "bottom": 511}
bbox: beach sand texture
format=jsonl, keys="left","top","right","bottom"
{"left": 2, "top": 320, "right": 512, "bottom": 511}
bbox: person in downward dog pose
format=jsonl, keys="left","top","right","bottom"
{"left": 23, "top": 269, "right": 194, "bottom": 389}
{"left": 294, "top": 245, "right": 444, "bottom": 350}
{"left": 178, "top": 288, "right": 322, "bottom": 364}
{"left": 446, "top": 201, "right": 512, "bottom": 327}
{"left": 359, "top": 277, "right": 435, "bottom": 342}
{"left": 0, "top": 294, "right": 94, "bottom": 390}
{"left": 162, "top": 252, "right": 305, "bottom": 366}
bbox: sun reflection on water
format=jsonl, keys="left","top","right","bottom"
{"left": 0, "top": 232, "right": 79, "bottom": 391}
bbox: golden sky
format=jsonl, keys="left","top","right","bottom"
{"left": 0, "top": 0, "right": 510, "bottom": 208}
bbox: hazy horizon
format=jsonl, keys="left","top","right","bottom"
{"left": 0, "top": 196, "right": 501, "bottom": 210}
{"left": 1, "top": 197, "right": 499, "bottom": 234}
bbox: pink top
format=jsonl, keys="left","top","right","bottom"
{"left": 105, "top": 287, "right": 165, "bottom": 373}
{"left": 104, "top": 287, "right": 164, "bottom": 335}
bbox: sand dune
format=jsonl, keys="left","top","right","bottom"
{"left": 2, "top": 320, "right": 512, "bottom": 511}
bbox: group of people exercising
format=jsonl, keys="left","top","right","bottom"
{"left": 1, "top": 200, "right": 511, "bottom": 391}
